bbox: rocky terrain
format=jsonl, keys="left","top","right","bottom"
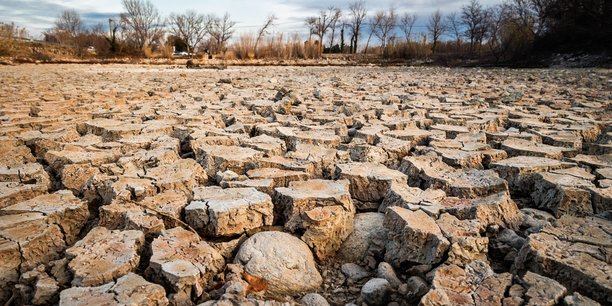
{"left": 0, "top": 64, "right": 610, "bottom": 306}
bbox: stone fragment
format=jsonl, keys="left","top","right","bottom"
{"left": 336, "top": 212, "right": 387, "bottom": 262}
{"left": 301, "top": 293, "right": 330, "bottom": 306}
{"left": 341, "top": 263, "right": 370, "bottom": 282}
{"left": 361, "top": 278, "right": 391, "bottom": 306}
{"left": 234, "top": 231, "right": 322, "bottom": 298}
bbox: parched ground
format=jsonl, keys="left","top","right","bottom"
{"left": 0, "top": 64, "right": 610, "bottom": 306}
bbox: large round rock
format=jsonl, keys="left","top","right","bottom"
{"left": 234, "top": 231, "right": 323, "bottom": 297}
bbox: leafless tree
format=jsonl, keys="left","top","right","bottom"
{"left": 484, "top": 5, "right": 508, "bottom": 61}
{"left": 305, "top": 7, "right": 340, "bottom": 49}
{"left": 372, "top": 7, "right": 397, "bottom": 49}
{"left": 255, "top": 14, "right": 277, "bottom": 51}
{"left": 347, "top": 0, "right": 368, "bottom": 53}
{"left": 120, "top": 0, "right": 165, "bottom": 51}
{"left": 427, "top": 9, "right": 446, "bottom": 54}
{"left": 446, "top": 12, "right": 461, "bottom": 47}
{"left": 169, "top": 10, "right": 211, "bottom": 54}
{"left": 327, "top": 8, "right": 342, "bottom": 48}
{"left": 400, "top": 13, "right": 417, "bottom": 42}
{"left": 54, "top": 9, "right": 84, "bottom": 37}
{"left": 363, "top": 11, "right": 382, "bottom": 53}
{"left": 209, "top": 12, "right": 236, "bottom": 52}
{"left": 461, "top": 0, "right": 485, "bottom": 52}
{"left": 506, "top": 0, "right": 554, "bottom": 36}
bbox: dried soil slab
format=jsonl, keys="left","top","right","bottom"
{"left": 400, "top": 154, "right": 508, "bottom": 199}
{"left": 437, "top": 213, "right": 488, "bottom": 267}
{"left": 530, "top": 171, "right": 596, "bottom": 217}
{"left": 379, "top": 183, "right": 446, "bottom": 216}
{"left": 501, "top": 138, "right": 573, "bottom": 159}
{"left": 146, "top": 227, "right": 224, "bottom": 300}
{"left": 258, "top": 156, "right": 317, "bottom": 176}
{"left": 521, "top": 271, "right": 567, "bottom": 306}
{"left": 0, "top": 182, "right": 50, "bottom": 210}
{"left": 0, "top": 163, "right": 51, "bottom": 188}
{"left": 273, "top": 179, "right": 355, "bottom": 259}
{"left": 421, "top": 261, "right": 511, "bottom": 306}
{"left": 88, "top": 175, "right": 157, "bottom": 204}
{"left": 99, "top": 201, "right": 165, "bottom": 236}
{"left": 0, "top": 144, "right": 36, "bottom": 167}
{"left": 2, "top": 191, "right": 88, "bottom": 244}
{"left": 569, "top": 154, "right": 612, "bottom": 169}
{"left": 66, "top": 227, "right": 144, "bottom": 287}
{"left": 45, "top": 149, "right": 119, "bottom": 171}
{"left": 285, "top": 129, "right": 341, "bottom": 150}
{"left": 384, "top": 207, "right": 449, "bottom": 267}
{"left": 246, "top": 167, "right": 309, "bottom": 188}
{"left": 59, "top": 163, "right": 101, "bottom": 194}
{"left": 59, "top": 273, "right": 168, "bottom": 306}
{"left": 145, "top": 158, "right": 208, "bottom": 196}
{"left": 491, "top": 156, "right": 575, "bottom": 194}
{"left": 440, "top": 191, "right": 523, "bottom": 229}
{"left": 0, "top": 212, "right": 65, "bottom": 302}
{"left": 193, "top": 144, "right": 263, "bottom": 176}
{"left": 334, "top": 162, "right": 408, "bottom": 203}
{"left": 384, "top": 128, "right": 439, "bottom": 146}
{"left": 185, "top": 187, "right": 273, "bottom": 237}
{"left": 515, "top": 216, "right": 611, "bottom": 304}
{"left": 241, "top": 134, "right": 286, "bottom": 156}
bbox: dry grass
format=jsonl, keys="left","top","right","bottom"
{"left": 230, "top": 33, "right": 321, "bottom": 60}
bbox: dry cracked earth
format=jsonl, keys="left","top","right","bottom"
{"left": 0, "top": 64, "right": 610, "bottom": 306}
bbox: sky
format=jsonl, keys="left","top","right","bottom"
{"left": 0, "top": 0, "right": 504, "bottom": 40}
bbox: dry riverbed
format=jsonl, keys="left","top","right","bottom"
{"left": 0, "top": 64, "right": 610, "bottom": 306}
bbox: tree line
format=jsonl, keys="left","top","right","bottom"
{"left": 5, "top": 0, "right": 610, "bottom": 63}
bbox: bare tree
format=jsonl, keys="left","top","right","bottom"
{"left": 446, "top": 12, "right": 461, "bottom": 47}
{"left": 327, "top": 7, "right": 342, "bottom": 48}
{"left": 461, "top": 0, "right": 485, "bottom": 52}
{"left": 209, "top": 13, "right": 236, "bottom": 53}
{"left": 347, "top": 0, "right": 368, "bottom": 53}
{"left": 305, "top": 7, "right": 340, "bottom": 49}
{"left": 363, "top": 12, "right": 382, "bottom": 53}
{"left": 373, "top": 7, "right": 397, "bottom": 49}
{"left": 54, "top": 9, "right": 84, "bottom": 37}
{"left": 169, "top": 10, "right": 211, "bottom": 54}
{"left": 255, "top": 14, "right": 277, "bottom": 51}
{"left": 427, "top": 9, "right": 446, "bottom": 54}
{"left": 400, "top": 13, "right": 417, "bottom": 42}
{"left": 120, "top": 0, "right": 164, "bottom": 51}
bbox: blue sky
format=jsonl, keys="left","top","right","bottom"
{"left": 0, "top": 0, "right": 503, "bottom": 40}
